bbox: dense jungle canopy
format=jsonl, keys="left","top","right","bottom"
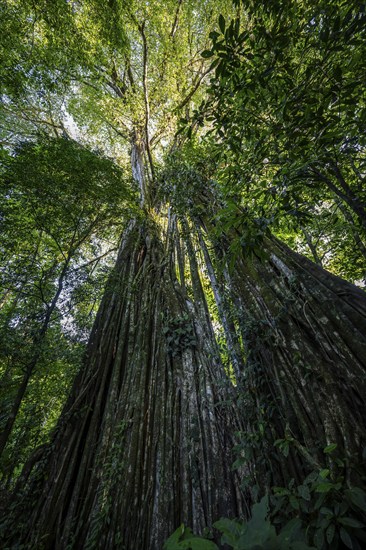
{"left": 0, "top": 0, "right": 366, "bottom": 548}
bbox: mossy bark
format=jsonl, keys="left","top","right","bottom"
{"left": 221, "top": 235, "right": 366, "bottom": 490}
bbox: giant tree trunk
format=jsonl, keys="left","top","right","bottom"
{"left": 3, "top": 218, "right": 246, "bottom": 549}
{"left": 216, "top": 234, "right": 366, "bottom": 490}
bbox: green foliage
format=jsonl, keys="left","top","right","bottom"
{"left": 158, "top": 140, "right": 219, "bottom": 217}
{"left": 214, "top": 496, "right": 315, "bottom": 550}
{"left": 164, "top": 496, "right": 315, "bottom": 550}
{"left": 0, "top": 136, "right": 134, "bottom": 481}
{"left": 165, "top": 470, "right": 366, "bottom": 550}
{"left": 1, "top": 0, "right": 83, "bottom": 97}
{"left": 163, "top": 314, "right": 197, "bottom": 356}
{"left": 201, "top": 0, "right": 366, "bottom": 284}
{"left": 164, "top": 524, "right": 218, "bottom": 550}
{"left": 0, "top": 0, "right": 129, "bottom": 99}
{"left": 270, "top": 468, "right": 366, "bottom": 550}
{"left": 3, "top": 135, "right": 133, "bottom": 209}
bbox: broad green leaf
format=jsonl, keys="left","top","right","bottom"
{"left": 298, "top": 485, "right": 311, "bottom": 501}
{"left": 201, "top": 50, "right": 214, "bottom": 59}
{"left": 345, "top": 487, "right": 366, "bottom": 511}
{"left": 338, "top": 517, "right": 364, "bottom": 529}
{"left": 339, "top": 527, "right": 354, "bottom": 549}
{"left": 326, "top": 523, "right": 335, "bottom": 545}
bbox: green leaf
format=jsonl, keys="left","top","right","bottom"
{"left": 214, "top": 517, "right": 243, "bottom": 546}
{"left": 232, "top": 457, "right": 246, "bottom": 470}
{"left": 164, "top": 524, "right": 186, "bottom": 549}
{"left": 273, "top": 486, "right": 291, "bottom": 496}
{"left": 314, "top": 528, "right": 325, "bottom": 549}
{"left": 250, "top": 495, "right": 269, "bottom": 527}
{"left": 183, "top": 539, "right": 218, "bottom": 549}
{"left": 218, "top": 14, "right": 225, "bottom": 34}
{"left": 290, "top": 543, "right": 316, "bottom": 550}
{"left": 298, "top": 485, "right": 311, "bottom": 501}
{"left": 209, "top": 31, "right": 220, "bottom": 40}
{"left": 315, "top": 483, "right": 333, "bottom": 493}
{"left": 278, "top": 518, "right": 303, "bottom": 542}
{"left": 201, "top": 50, "right": 214, "bottom": 59}
{"left": 237, "top": 520, "right": 276, "bottom": 548}
{"left": 340, "top": 527, "right": 354, "bottom": 549}
{"left": 304, "top": 471, "right": 319, "bottom": 485}
{"left": 320, "top": 507, "right": 333, "bottom": 516}
{"left": 323, "top": 444, "right": 337, "bottom": 454}
{"left": 338, "top": 517, "right": 364, "bottom": 529}
{"left": 345, "top": 487, "right": 366, "bottom": 511}
{"left": 289, "top": 496, "right": 300, "bottom": 510}
{"left": 326, "top": 523, "right": 335, "bottom": 545}
{"left": 164, "top": 525, "right": 219, "bottom": 550}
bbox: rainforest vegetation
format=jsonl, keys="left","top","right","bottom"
{"left": 0, "top": 0, "right": 366, "bottom": 548}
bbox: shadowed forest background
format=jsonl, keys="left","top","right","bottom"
{"left": 0, "top": 0, "right": 366, "bottom": 548}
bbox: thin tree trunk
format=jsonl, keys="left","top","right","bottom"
{"left": 299, "top": 225, "right": 323, "bottom": 267}
{"left": 0, "top": 258, "right": 70, "bottom": 458}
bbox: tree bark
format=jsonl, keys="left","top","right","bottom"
{"left": 3, "top": 219, "right": 246, "bottom": 549}
{"left": 220, "top": 234, "right": 366, "bottom": 489}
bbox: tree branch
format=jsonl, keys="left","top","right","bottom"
{"left": 71, "top": 248, "right": 118, "bottom": 272}
{"left": 170, "top": 0, "right": 184, "bottom": 39}
{"left": 139, "top": 21, "right": 155, "bottom": 179}
{"left": 176, "top": 65, "right": 213, "bottom": 111}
